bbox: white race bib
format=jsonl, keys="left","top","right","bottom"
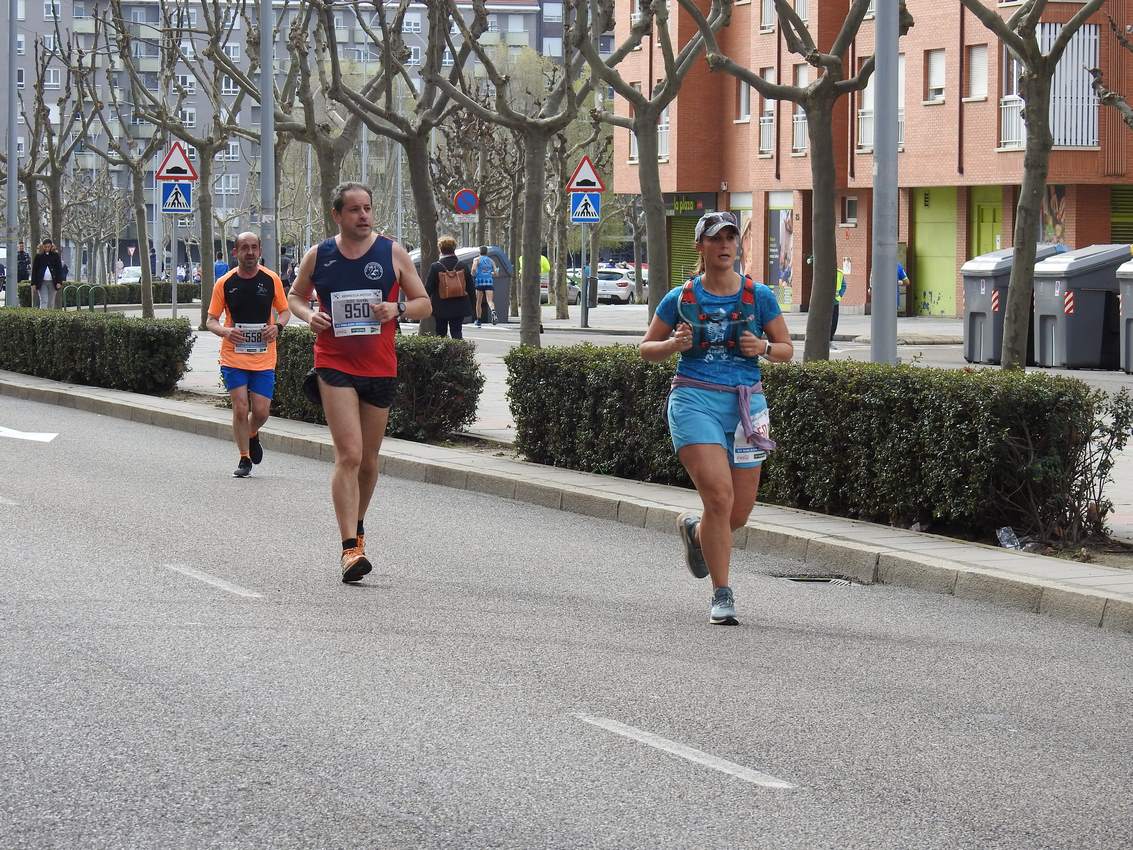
{"left": 331, "top": 289, "right": 382, "bottom": 337}
{"left": 234, "top": 322, "right": 267, "bottom": 354}
{"left": 733, "top": 408, "right": 771, "bottom": 466}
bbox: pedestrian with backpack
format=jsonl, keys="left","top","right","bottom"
{"left": 425, "top": 235, "right": 474, "bottom": 338}
{"left": 639, "top": 211, "right": 793, "bottom": 626}
{"left": 471, "top": 246, "right": 498, "bottom": 327}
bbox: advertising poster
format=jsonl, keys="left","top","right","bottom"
{"left": 767, "top": 208, "right": 795, "bottom": 311}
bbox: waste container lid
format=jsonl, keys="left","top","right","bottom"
{"left": 1033, "top": 244, "right": 1133, "bottom": 278}
{"left": 960, "top": 243, "right": 1061, "bottom": 276}
{"left": 1117, "top": 258, "right": 1133, "bottom": 280}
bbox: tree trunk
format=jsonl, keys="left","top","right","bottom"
{"left": 631, "top": 204, "right": 644, "bottom": 303}
{"left": 508, "top": 168, "right": 522, "bottom": 319}
{"left": 315, "top": 146, "right": 342, "bottom": 238}
{"left": 1002, "top": 73, "right": 1054, "bottom": 370}
{"left": 23, "top": 175, "right": 42, "bottom": 256}
{"left": 803, "top": 99, "right": 837, "bottom": 362}
{"left": 47, "top": 176, "right": 64, "bottom": 259}
{"left": 404, "top": 132, "right": 438, "bottom": 335}
{"left": 635, "top": 120, "right": 667, "bottom": 320}
{"left": 130, "top": 168, "right": 155, "bottom": 319}
{"left": 556, "top": 195, "right": 569, "bottom": 319}
{"left": 519, "top": 131, "right": 549, "bottom": 346}
{"left": 197, "top": 154, "right": 216, "bottom": 330}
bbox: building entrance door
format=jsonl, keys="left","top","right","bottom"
{"left": 970, "top": 185, "right": 1001, "bottom": 258}
{"left": 913, "top": 187, "right": 958, "bottom": 316}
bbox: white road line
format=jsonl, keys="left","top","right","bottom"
{"left": 575, "top": 713, "right": 797, "bottom": 790}
{"left": 164, "top": 564, "right": 263, "bottom": 599}
{"left": 0, "top": 426, "right": 58, "bottom": 442}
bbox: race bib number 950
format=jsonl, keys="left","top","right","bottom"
{"left": 331, "top": 289, "right": 382, "bottom": 337}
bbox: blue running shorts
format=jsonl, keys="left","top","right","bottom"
{"left": 221, "top": 366, "right": 276, "bottom": 399}
{"left": 667, "top": 385, "right": 770, "bottom": 468}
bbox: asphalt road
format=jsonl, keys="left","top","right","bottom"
{"left": 2, "top": 397, "right": 1132, "bottom": 849}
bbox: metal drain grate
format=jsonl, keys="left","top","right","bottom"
{"left": 780, "top": 576, "right": 856, "bottom": 587}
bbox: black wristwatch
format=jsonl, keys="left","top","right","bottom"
{"left": 396, "top": 301, "right": 406, "bottom": 317}
{"left": 275, "top": 322, "right": 285, "bottom": 336}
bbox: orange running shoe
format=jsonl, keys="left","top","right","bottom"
{"left": 340, "top": 546, "right": 372, "bottom": 583}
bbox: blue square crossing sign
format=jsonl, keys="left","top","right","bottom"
{"left": 161, "top": 182, "right": 193, "bottom": 214}
{"left": 570, "top": 192, "right": 600, "bottom": 223}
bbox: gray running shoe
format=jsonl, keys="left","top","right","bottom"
{"left": 710, "top": 585, "right": 738, "bottom": 625}
{"left": 677, "top": 511, "right": 709, "bottom": 579}
{"left": 233, "top": 457, "right": 253, "bottom": 478}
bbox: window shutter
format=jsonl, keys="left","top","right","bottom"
{"left": 968, "top": 45, "right": 987, "bottom": 99}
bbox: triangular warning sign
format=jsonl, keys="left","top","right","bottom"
{"left": 163, "top": 185, "right": 191, "bottom": 211}
{"left": 156, "top": 141, "right": 199, "bottom": 181}
{"left": 566, "top": 155, "right": 605, "bottom": 192}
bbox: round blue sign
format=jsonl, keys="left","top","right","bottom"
{"left": 453, "top": 189, "right": 479, "bottom": 214}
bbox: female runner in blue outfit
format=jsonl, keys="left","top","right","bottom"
{"left": 639, "top": 211, "right": 793, "bottom": 625}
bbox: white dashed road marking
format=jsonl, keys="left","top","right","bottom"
{"left": 164, "top": 563, "right": 263, "bottom": 599}
{"left": 575, "top": 713, "right": 797, "bottom": 790}
{"left": 0, "top": 426, "right": 58, "bottom": 442}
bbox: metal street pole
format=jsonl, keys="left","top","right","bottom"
{"left": 870, "top": 0, "right": 899, "bottom": 364}
{"left": 580, "top": 222, "right": 589, "bottom": 328}
{"left": 259, "top": 0, "right": 277, "bottom": 271}
{"left": 172, "top": 215, "right": 178, "bottom": 319}
{"left": 5, "top": 0, "right": 18, "bottom": 308}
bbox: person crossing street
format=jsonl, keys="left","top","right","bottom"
{"left": 205, "top": 232, "right": 290, "bottom": 478}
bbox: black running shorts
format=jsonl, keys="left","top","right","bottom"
{"left": 305, "top": 367, "right": 398, "bottom": 409}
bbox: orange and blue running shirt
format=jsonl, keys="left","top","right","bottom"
{"left": 310, "top": 235, "right": 400, "bottom": 377}
{"left": 208, "top": 267, "right": 289, "bottom": 371}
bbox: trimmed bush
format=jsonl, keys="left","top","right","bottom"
{"left": 505, "top": 344, "right": 1110, "bottom": 541}
{"left": 0, "top": 308, "right": 194, "bottom": 394}
{"left": 18, "top": 281, "right": 201, "bottom": 307}
{"left": 272, "top": 327, "right": 485, "bottom": 441}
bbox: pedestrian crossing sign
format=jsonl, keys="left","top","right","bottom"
{"left": 161, "top": 181, "right": 193, "bottom": 213}
{"left": 570, "top": 191, "right": 601, "bottom": 223}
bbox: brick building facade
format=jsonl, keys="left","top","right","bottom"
{"left": 612, "top": 0, "right": 1133, "bottom": 317}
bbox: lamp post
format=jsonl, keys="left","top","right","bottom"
{"left": 259, "top": 0, "right": 277, "bottom": 271}
{"left": 5, "top": 0, "right": 19, "bottom": 307}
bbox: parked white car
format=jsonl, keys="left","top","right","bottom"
{"left": 117, "top": 266, "right": 143, "bottom": 284}
{"left": 596, "top": 269, "right": 638, "bottom": 304}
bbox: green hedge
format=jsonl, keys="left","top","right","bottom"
{"left": 18, "top": 281, "right": 201, "bottom": 307}
{"left": 272, "top": 327, "right": 485, "bottom": 441}
{"left": 0, "top": 308, "right": 194, "bottom": 394}
{"left": 505, "top": 345, "right": 1107, "bottom": 540}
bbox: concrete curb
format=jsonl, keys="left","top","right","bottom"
{"left": 3, "top": 370, "right": 1131, "bottom": 635}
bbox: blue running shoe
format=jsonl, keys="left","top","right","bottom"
{"left": 710, "top": 586, "right": 738, "bottom": 625}
{"left": 677, "top": 511, "right": 709, "bottom": 579}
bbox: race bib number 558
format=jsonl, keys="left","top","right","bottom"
{"left": 331, "top": 289, "right": 382, "bottom": 337}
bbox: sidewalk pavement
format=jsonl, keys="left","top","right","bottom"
{"left": 2, "top": 368, "right": 1131, "bottom": 634}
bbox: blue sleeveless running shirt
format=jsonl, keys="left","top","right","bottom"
{"left": 310, "top": 235, "right": 401, "bottom": 377}
{"left": 474, "top": 256, "right": 495, "bottom": 288}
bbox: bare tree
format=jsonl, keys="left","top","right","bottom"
{"left": 62, "top": 166, "right": 132, "bottom": 286}
{"left": 684, "top": 0, "right": 912, "bottom": 361}
{"left": 426, "top": 0, "right": 615, "bottom": 346}
{"left": 962, "top": 0, "right": 1105, "bottom": 370}
{"left": 1089, "top": 16, "right": 1133, "bottom": 130}
{"left": 73, "top": 10, "right": 169, "bottom": 317}
{"left": 584, "top": 0, "right": 720, "bottom": 319}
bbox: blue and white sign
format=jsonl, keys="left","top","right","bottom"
{"left": 161, "top": 181, "right": 193, "bottom": 213}
{"left": 570, "top": 191, "right": 600, "bottom": 224}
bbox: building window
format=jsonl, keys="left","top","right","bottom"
{"left": 223, "top": 43, "right": 240, "bottom": 61}
{"left": 792, "top": 65, "right": 809, "bottom": 152}
{"left": 760, "top": 0, "right": 775, "bottom": 30}
{"left": 215, "top": 173, "right": 240, "bottom": 196}
{"left": 736, "top": 78, "right": 751, "bottom": 121}
{"left": 658, "top": 103, "right": 670, "bottom": 159}
{"left": 44, "top": 68, "right": 61, "bottom": 89}
{"left": 543, "top": 37, "right": 562, "bottom": 58}
{"left": 1000, "top": 46, "right": 1024, "bottom": 148}
{"left": 628, "top": 82, "right": 641, "bottom": 161}
{"left": 175, "top": 73, "right": 196, "bottom": 94}
{"left": 841, "top": 196, "right": 858, "bottom": 224}
{"left": 143, "top": 72, "right": 159, "bottom": 91}
{"left": 509, "top": 14, "right": 524, "bottom": 32}
{"left": 758, "top": 67, "right": 775, "bottom": 155}
{"left": 186, "top": 147, "right": 198, "bottom": 161}
{"left": 179, "top": 107, "right": 196, "bottom": 127}
{"left": 16, "top": 68, "right": 24, "bottom": 88}
{"left": 487, "top": 14, "right": 498, "bottom": 32}
{"left": 221, "top": 75, "right": 239, "bottom": 95}
{"left": 966, "top": 44, "right": 988, "bottom": 99}
{"left": 43, "top": 0, "right": 59, "bottom": 21}
{"left": 407, "top": 45, "right": 421, "bottom": 65}
{"left": 402, "top": 12, "right": 422, "bottom": 34}
{"left": 544, "top": 2, "right": 563, "bottom": 23}
{"left": 222, "top": 7, "right": 240, "bottom": 30}
{"left": 129, "top": 8, "right": 146, "bottom": 23}
{"left": 43, "top": 33, "right": 56, "bottom": 52}
{"left": 17, "top": 137, "right": 25, "bottom": 156}
{"left": 217, "top": 140, "right": 241, "bottom": 161}
{"left": 857, "top": 68, "right": 874, "bottom": 150}
{"left": 600, "top": 34, "right": 614, "bottom": 53}
{"left": 180, "top": 40, "right": 195, "bottom": 59}
{"left": 795, "top": 0, "right": 807, "bottom": 22}
{"left": 924, "top": 49, "right": 945, "bottom": 102}
{"left": 442, "top": 49, "right": 453, "bottom": 66}
{"left": 17, "top": 34, "right": 25, "bottom": 55}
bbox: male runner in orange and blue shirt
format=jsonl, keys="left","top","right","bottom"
{"left": 206, "top": 231, "right": 290, "bottom": 478}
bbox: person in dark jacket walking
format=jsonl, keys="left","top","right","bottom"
{"left": 16, "top": 241, "right": 31, "bottom": 283}
{"left": 424, "top": 235, "right": 474, "bottom": 339}
{"left": 31, "top": 239, "right": 64, "bottom": 308}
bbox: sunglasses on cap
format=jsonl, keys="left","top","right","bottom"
{"left": 695, "top": 211, "right": 739, "bottom": 241}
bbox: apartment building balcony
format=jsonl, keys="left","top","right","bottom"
{"left": 74, "top": 151, "right": 101, "bottom": 169}
{"left": 73, "top": 17, "right": 96, "bottom": 34}
{"left": 1000, "top": 96, "right": 1024, "bottom": 149}
{"left": 791, "top": 112, "right": 808, "bottom": 153}
{"left": 856, "top": 108, "right": 905, "bottom": 151}
{"left": 758, "top": 114, "right": 774, "bottom": 155}
{"left": 136, "top": 56, "right": 161, "bottom": 73}
{"left": 479, "top": 31, "right": 500, "bottom": 46}
{"left": 505, "top": 31, "right": 528, "bottom": 46}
